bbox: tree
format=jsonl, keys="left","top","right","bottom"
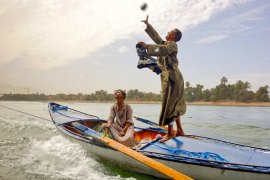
{"left": 220, "top": 76, "right": 228, "bottom": 85}
{"left": 127, "top": 89, "right": 144, "bottom": 101}
{"left": 214, "top": 83, "right": 234, "bottom": 100}
{"left": 184, "top": 83, "right": 204, "bottom": 101}
{"left": 210, "top": 89, "right": 217, "bottom": 102}
{"left": 202, "top": 89, "right": 211, "bottom": 101}
{"left": 255, "top": 85, "right": 269, "bottom": 102}
{"left": 185, "top": 82, "right": 190, "bottom": 88}
{"left": 85, "top": 93, "right": 97, "bottom": 101}
{"left": 95, "top": 90, "right": 109, "bottom": 101}
{"left": 184, "top": 82, "right": 194, "bottom": 101}
{"left": 234, "top": 80, "right": 253, "bottom": 102}
{"left": 194, "top": 84, "right": 204, "bottom": 100}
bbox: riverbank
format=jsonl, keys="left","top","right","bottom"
{"left": 186, "top": 101, "right": 270, "bottom": 107}
{"left": 1, "top": 100, "right": 270, "bottom": 107}
{"left": 80, "top": 100, "right": 270, "bottom": 107}
{"left": 127, "top": 101, "right": 270, "bottom": 107}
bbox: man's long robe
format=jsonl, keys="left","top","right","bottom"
{"left": 145, "top": 24, "right": 186, "bottom": 126}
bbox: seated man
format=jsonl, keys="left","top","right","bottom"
{"left": 102, "top": 89, "right": 137, "bottom": 147}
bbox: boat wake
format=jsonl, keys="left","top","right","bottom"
{"left": 0, "top": 107, "right": 137, "bottom": 180}
{"left": 21, "top": 135, "right": 134, "bottom": 180}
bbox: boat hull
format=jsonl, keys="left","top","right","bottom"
{"left": 48, "top": 102, "right": 270, "bottom": 179}
{"left": 56, "top": 125, "right": 269, "bottom": 180}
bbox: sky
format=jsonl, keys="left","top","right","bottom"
{"left": 0, "top": 0, "right": 269, "bottom": 94}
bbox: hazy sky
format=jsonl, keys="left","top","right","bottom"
{"left": 0, "top": 0, "right": 269, "bottom": 94}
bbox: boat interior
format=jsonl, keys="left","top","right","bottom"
{"left": 61, "top": 119, "right": 165, "bottom": 144}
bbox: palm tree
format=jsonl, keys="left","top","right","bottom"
{"left": 220, "top": 76, "right": 228, "bottom": 85}
{"left": 185, "top": 81, "right": 190, "bottom": 88}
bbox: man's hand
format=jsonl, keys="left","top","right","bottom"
{"left": 137, "top": 41, "right": 148, "bottom": 49}
{"left": 101, "top": 122, "right": 112, "bottom": 129}
{"left": 141, "top": 15, "right": 149, "bottom": 25}
{"left": 120, "top": 122, "right": 131, "bottom": 137}
{"left": 120, "top": 131, "right": 125, "bottom": 137}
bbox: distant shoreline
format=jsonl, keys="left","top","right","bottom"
{"left": 127, "top": 101, "right": 270, "bottom": 107}
{"left": 186, "top": 101, "right": 270, "bottom": 107}
{"left": 1, "top": 100, "right": 270, "bottom": 107}
{"left": 56, "top": 100, "right": 270, "bottom": 107}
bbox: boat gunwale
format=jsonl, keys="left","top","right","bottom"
{"left": 188, "top": 135, "right": 270, "bottom": 153}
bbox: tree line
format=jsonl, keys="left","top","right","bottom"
{"left": 0, "top": 77, "right": 269, "bottom": 102}
{"left": 0, "top": 89, "right": 161, "bottom": 102}
{"left": 185, "top": 77, "right": 269, "bottom": 102}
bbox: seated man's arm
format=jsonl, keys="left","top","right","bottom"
{"left": 103, "top": 106, "right": 115, "bottom": 128}
{"left": 120, "top": 105, "right": 134, "bottom": 136}
{"left": 120, "top": 122, "right": 132, "bottom": 136}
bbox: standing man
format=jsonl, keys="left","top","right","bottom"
{"left": 138, "top": 15, "right": 186, "bottom": 142}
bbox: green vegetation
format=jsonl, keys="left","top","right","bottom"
{"left": 185, "top": 77, "right": 269, "bottom": 102}
{"left": 0, "top": 77, "right": 269, "bottom": 102}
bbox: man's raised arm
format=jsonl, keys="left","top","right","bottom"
{"left": 142, "top": 15, "right": 164, "bottom": 45}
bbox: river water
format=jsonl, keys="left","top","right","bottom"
{"left": 0, "top": 101, "right": 270, "bottom": 180}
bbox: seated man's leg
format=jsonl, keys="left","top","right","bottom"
{"left": 108, "top": 124, "right": 137, "bottom": 147}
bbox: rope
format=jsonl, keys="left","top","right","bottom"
{"left": 0, "top": 104, "right": 51, "bottom": 122}
{"left": 0, "top": 103, "right": 105, "bottom": 143}
{"left": 0, "top": 103, "right": 81, "bottom": 131}
{"left": 150, "top": 142, "right": 228, "bottom": 162}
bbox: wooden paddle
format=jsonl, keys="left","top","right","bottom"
{"left": 72, "top": 122, "right": 193, "bottom": 180}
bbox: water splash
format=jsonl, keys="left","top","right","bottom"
{"left": 21, "top": 135, "right": 134, "bottom": 180}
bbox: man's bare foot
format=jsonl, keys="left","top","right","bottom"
{"left": 159, "top": 134, "right": 174, "bottom": 143}
{"left": 175, "top": 131, "right": 185, "bottom": 136}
